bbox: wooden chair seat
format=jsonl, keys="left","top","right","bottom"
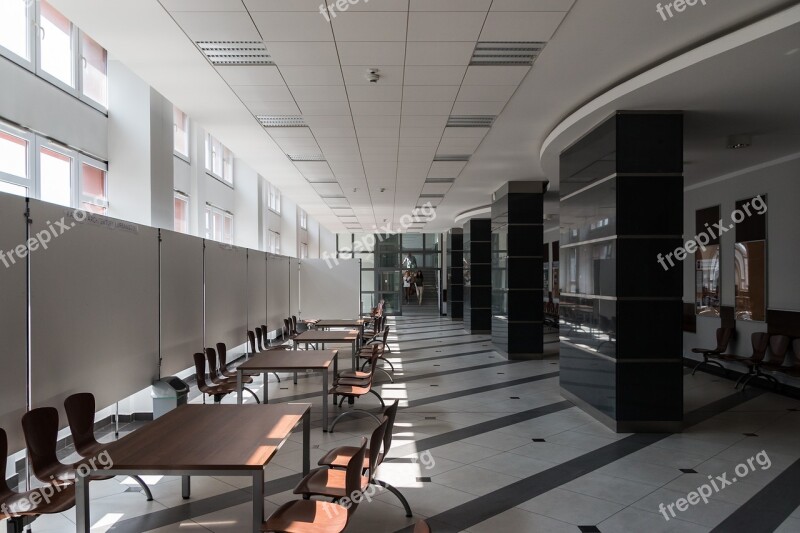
{"left": 293, "top": 468, "right": 369, "bottom": 499}
{"left": 1, "top": 484, "right": 76, "bottom": 517}
{"left": 329, "top": 383, "right": 370, "bottom": 397}
{"left": 262, "top": 499, "right": 349, "bottom": 533}
{"left": 317, "top": 446, "right": 382, "bottom": 470}
{"left": 337, "top": 369, "right": 370, "bottom": 380}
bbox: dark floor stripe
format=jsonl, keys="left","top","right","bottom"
{"left": 404, "top": 349, "right": 494, "bottom": 364}
{"left": 397, "top": 389, "right": 765, "bottom": 533}
{"left": 391, "top": 339, "right": 493, "bottom": 353}
{"left": 405, "top": 371, "right": 559, "bottom": 408}
{"left": 710, "top": 457, "right": 800, "bottom": 533}
{"left": 394, "top": 332, "right": 486, "bottom": 343}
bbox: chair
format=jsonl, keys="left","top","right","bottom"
{"left": 193, "top": 352, "right": 236, "bottom": 403}
{"left": 63, "top": 393, "right": 153, "bottom": 500}
{"left": 742, "top": 335, "right": 791, "bottom": 391}
{"left": 206, "top": 348, "right": 260, "bottom": 403}
{"left": 284, "top": 319, "right": 298, "bottom": 344}
{"left": 357, "top": 327, "right": 395, "bottom": 380}
{"left": 240, "top": 338, "right": 281, "bottom": 383}
{"left": 725, "top": 332, "right": 770, "bottom": 389}
{"left": 291, "top": 316, "right": 300, "bottom": 336}
{"left": 1, "top": 428, "right": 75, "bottom": 533}
{"left": 328, "top": 350, "right": 385, "bottom": 433}
{"left": 261, "top": 438, "right": 368, "bottom": 533}
{"left": 21, "top": 408, "right": 83, "bottom": 486}
{"left": 346, "top": 345, "right": 393, "bottom": 384}
{"left": 362, "top": 316, "right": 385, "bottom": 345}
{"left": 254, "top": 327, "right": 265, "bottom": 351}
{"left": 318, "top": 400, "right": 412, "bottom": 517}
{"left": 776, "top": 339, "right": 800, "bottom": 381}
{"left": 691, "top": 327, "right": 734, "bottom": 375}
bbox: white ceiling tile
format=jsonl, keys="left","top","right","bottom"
{"left": 442, "top": 126, "right": 490, "bottom": 139}
{"left": 364, "top": 161, "right": 397, "bottom": 176}
{"left": 437, "top": 137, "right": 483, "bottom": 152}
{"left": 361, "top": 153, "right": 398, "bottom": 162}
{"left": 428, "top": 160, "right": 467, "bottom": 178}
{"left": 289, "top": 85, "right": 348, "bottom": 102}
{"left": 421, "top": 182, "right": 452, "bottom": 195}
{"left": 354, "top": 115, "right": 401, "bottom": 129}
{"left": 312, "top": 183, "right": 345, "bottom": 196}
{"left": 346, "top": 85, "right": 403, "bottom": 102}
{"left": 171, "top": 12, "right": 261, "bottom": 41}
{"left": 244, "top": 101, "right": 301, "bottom": 114}
{"left": 399, "top": 146, "right": 437, "bottom": 160}
{"left": 410, "top": 0, "right": 491, "bottom": 11}
{"left": 298, "top": 100, "right": 352, "bottom": 115}
{"left": 404, "top": 66, "right": 467, "bottom": 86}
{"left": 407, "top": 12, "right": 486, "bottom": 41}
{"left": 405, "top": 42, "right": 475, "bottom": 66}
{"left": 304, "top": 115, "right": 354, "bottom": 128}
{"left": 342, "top": 66, "right": 404, "bottom": 85}
{"left": 275, "top": 138, "right": 321, "bottom": 152}
{"left": 401, "top": 101, "right": 454, "bottom": 115}
{"left": 456, "top": 85, "right": 518, "bottom": 102}
{"left": 331, "top": 12, "right": 408, "bottom": 42}
{"left": 337, "top": 42, "right": 406, "bottom": 66}
{"left": 398, "top": 162, "right": 432, "bottom": 174}
{"left": 400, "top": 115, "right": 448, "bottom": 128}
{"left": 279, "top": 66, "right": 344, "bottom": 85}
{"left": 266, "top": 42, "right": 340, "bottom": 65}
{"left": 490, "top": 0, "right": 575, "bottom": 11}
{"left": 400, "top": 137, "right": 442, "bottom": 147}
{"left": 251, "top": 12, "right": 334, "bottom": 41}
{"left": 451, "top": 101, "right": 507, "bottom": 115}
{"left": 161, "top": 0, "right": 245, "bottom": 11}
{"left": 325, "top": 152, "right": 363, "bottom": 162}
{"left": 338, "top": 0, "right": 409, "bottom": 11}
{"left": 218, "top": 65, "right": 285, "bottom": 85}
{"left": 243, "top": 0, "right": 322, "bottom": 10}
{"left": 359, "top": 145, "right": 397, "bottom": 155}
{"left": 265, "top": 127, "right": 315, "bottom": 139}
{"left": 479, "top": 11, "right": 566, "bottom": 41}
{"left": 329, "top": 161, "right": 365, "bottom": 173}
{"left": 356, "top": 126, "right": 400, "bottom": 138}
{"left": 402, "top": 85, "right": 459, "bottom": 101}
{"left": 294, "top": 161, "right": 334, "bottom": 177}
{"left": 311, "top": 126, "right": 357, "bottom": 138}
{"left": 231, "top": 84, "right": 293, "bottom": 101}
{"left": 350, "top": 101, "right": 402, "bottom": 116}
{"left": 400, "top": 127, "right": 445, "bottom": 138}
{"left": 462, "top": 65, "right": 530, "bottom": 85}
{"left": 317, "top": 137, "right": 359, "bottom": 149}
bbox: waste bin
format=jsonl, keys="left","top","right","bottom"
{"left": 151, "top": 376, "right": 189, "bottom": 419}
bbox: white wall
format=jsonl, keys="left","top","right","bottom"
{"left": 281, "top": 195, "right": 298, "bottom": 258}
{"left": 320, "top": 226, "right": 337, "bottom": 257}
{"left": 233, "top": 161, "right": 260, "bottom": 250}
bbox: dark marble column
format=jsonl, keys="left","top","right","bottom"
{"left": 463, "top": 219, "right": 492, "bottom": 334}
{"left": 447, "top": 229, "right": 463, "bottom": 321}
{"left": 492, "top": 182, "right": 547, "bottom": 359}
{"left": 559, "top": 112, "right": 684, "bottom": 433}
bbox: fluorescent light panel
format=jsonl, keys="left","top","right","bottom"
{"left": 196, "top": 41, "right": 274, "bottom": 65}
{"left": 446, "top": 116, "right": 495, "bottom": 128}
{"left": 470, "top": 42, "right": 545, "bottom": 66}
{"left": 257, "top": 116, "right": 306, "bottom": 127}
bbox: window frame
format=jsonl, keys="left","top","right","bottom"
{"left": 35, "top": 0, "right": 79, "bottom": 94}
{"left": 173, "top": 191, "right": 190, "bottom": 234}
{"left": 78, "top": 154, "right": 108, "bottom": 214}
{"left": 300, "top": 242, "right": 308, "bottom": 259}
{"left": 173, "top": 107, "right": 190, "bottom": 162}
{"left": 268, "top": 230, "right": 281, "bottom": 255}
{"left": 268, "top": 183, "right": 281, "bottom": 214}
{"left": 205, "top": 133, "right": 233, "bottom": 187}
{"left": 205, "top": 203, "right": 234, "bottom": 245}
{"left": 78, "top": 30, "right": 108, "bottom": 110}
{"left": 0, "top": 121, "right": 36, "bottom": 197}
{"left": 0, "top": 0, "right": 36, "bottom": 69}
{"left": 36, "top": 136, "right": 77, "bottom": 208}
{"left": 299, "top": 209, "right": 308, "bottom": 230}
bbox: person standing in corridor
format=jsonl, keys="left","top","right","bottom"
{"left": 415, "top": 270, "right": 424, "bottom": 305}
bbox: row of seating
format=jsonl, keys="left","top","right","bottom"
{"left": 1, "top": 393, "right": 151, "bottom": 532}
{"left": 692, "top": 328, "right": 800, "bottom": 391}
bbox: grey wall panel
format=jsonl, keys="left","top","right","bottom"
{"left": 299, "top": 259, "right": 360, "bottom": 319}
{"left": 160, "top": 230, "right": 204, "bottom": 376}
{"left": 0, "top": 194, "right": 30, "bottom": 452}
{"left": 29, "top": 201, "right": 159, "bottom": 421}
{"left": 267, "top": 254, "right": 290, "bottom": 334}
{"left": 205, "top": 242, "right": 247, "bottom": 349}
{"left": 248, "top": 250, "right": 267, "bottom": 335}
{"left": 290, "top": 257, "right": 300, "bottom": 318}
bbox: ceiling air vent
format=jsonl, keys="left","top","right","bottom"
{"left": 433, "top": 155, "right": 471, "bottom": 162}
{"left": 257, "top": 115, "right": 306, "bottom": 128}
{"left": 470, "top": 42, "right": 545, "bottom": 66}
{"left": 425, "top": 178, "right": 456, "bottom": 183}
{"left": 196, "top": 41, "right": 274, "bottom": 65}
{"left": 446, "top": 116, "right": 495, "bottom": 128}
{"left": 287, "top": 154, "right": 326, "bottom": 162}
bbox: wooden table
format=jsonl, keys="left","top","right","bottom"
{"left": 75, "top": 404, "right": 311, "bottom": 533}
{"left": 293, "top": 329, "right": 360, "bottom": 369}
{"left": 237, "top": 350, "right": 339, "bottom": 432}
{"left": 313, "top": 319, "right": 366, "bottom": 348}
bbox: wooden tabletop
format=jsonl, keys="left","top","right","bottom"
{"left": 293, "top": 329, "right": 360, "bottom": 342}
{"left": 314, "top": 319, "right": 366, "bottom": 328}
{"left": 239, "top": 350, "right": 338, "bottom": 371}
{"left": 93, "top": 404, "right": 309, "bottom": 471}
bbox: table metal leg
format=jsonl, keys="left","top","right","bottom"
{"left": 263, "top": 373, "right": 269, "bottom": 403}
{"left": 252, "top": 468, "right": 264, "bottom": 533}
{"left": 182, "top": 476, "right": 191, "bottom": 499}
{"left": 76, "top": 475, "right": 90, "bottom": 532}
{"left": 303, "top": 410, "right": 310, "bottom": 475}
{"left": 323, "top": 368, "right": 329, "bottom": 432}
{"left": 332, "top": 353, "right": 338, "bottom": 406}
{"left": 237, "top": 370, "right": 243, "bottom": 405}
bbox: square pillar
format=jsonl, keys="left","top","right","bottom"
{"left": 463, "top": 219, "right": 492, "bottom": 334}
{"left": 447, "top": 229, "right": 464, "bottom": 320}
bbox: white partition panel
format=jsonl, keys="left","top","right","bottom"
{"left": 160, "top": 230, "right": 204, "bottom": 376}
{"left": 0, "top": 194, "right": 30, "bottom": 451}
{"left": 267, "top": 254, "right": 290, "bottom": 334}
{"left": 290, "top": 257, "right": 300, "bottom": 318}
{"left": 205, "top": 242, "right": 247, "bottom": 349}
{"left": 29, "top": 201, "right": 159, "bottom": 419}
{"left": 299, "top": 259, "right": 361, "bottom": 319}
{"left": 248, "top": 250, "right": 267, "bottom": 335}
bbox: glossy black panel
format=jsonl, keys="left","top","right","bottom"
{"left": 616, "top": 175, "right": 684, "bottom": 236}
{"left": 561, "top": 241, "right": 617, "bottom": 298}
{"left": 616, "top": 113, "right": 683, "bottom": 175}
{"left": 508, "top": 323, "right": 543, "bottom": 353}
{"left": 696, "top": 206, "right": 721, "bottom": 245}
{"left": 470, "top": 219, "right": 492, "bottom": 242}
{"left": 559, "top": 295, "right": 617, "bottom": 358}
{"left": 492, "top": 316, "right": 508, "bottom": 353}
{"left": 560, "top": 176, "right": 617, "bottom": 246}
{"left": 616, "top": 300, "right": 683, "bottom": 359}
{"left": 560, "top": 344, "right": 616, "bottom": 419}
{"left": 509, "top": 193, "right": 543, "bottom": 224}
{"left": 508, "top": 257, "right": 542, "bottom": 289}
{"left": 735, "top": 196, "right": 767, "bottom": 242}
{"left": 508, "top": 290, "right": 544, "bottom": 321}
{"left": 468, "top": 285, "right": 492, "bottom": 308}
{"left": 508, "top": 224, "right": 543, "bottom": 256}
{"left": 617, "top": 238, "right": 683, "bottom": 298}
{"left": 450, "top": 284, "right": 463, "bottom": 301}
{"left": 450, "top": 302, "right": 463, "bottom": 320}
{"left": 560, "top": 116, "right": 617, "bottom": 197}
{"left": 616, "top": 362, "right": 683, "bottom": 421}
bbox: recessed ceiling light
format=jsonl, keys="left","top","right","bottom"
{"left": 433, "top": 155, "right": 471, "bottom": 162}
{"left": 447, "top": 116, "right": 495, "bottom": 128}
{"left": 288, "top": 154, "right": 326, "bottom": 162}
{"left": 420, "top": 194, "right": 445, "bottom": 198}
{"left": 425, "top": 178, "right": 456, "bottom": 183}
{"left": 196, "top": 41, "right": 274, "bottom": 65}
{"left": 470, "top": 42, "right": 545, "bottom": 66}
{"left": 257, "top": 115, "right": 306, "bottom": 127}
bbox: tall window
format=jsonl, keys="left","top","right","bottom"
{"left": 300, "top": 242, "right": 308, "bottom": 259}
{"left": 299, "top": 209, "right": 308, "bottom": 230}
{"left": 39, "top": 145, "right": 72, "bottom": 207}
{"left": 268, "top": 183, "right": 281, "bottom": 213}
{"left": 80, "top": 160, "right": 107, "bottom": 214}
{"left": 0, "top": 128, "right": 32, "bottom": 197}
{"left": 81, "top": 32, "right": 107, "bottom": 107}
{"left": 205, "top": 133, "right": 233, "bottom": 185}
{"left": 173, "top": 107, "right": 190, "bottom": 158}
{"left": 268, "top": 230, "right": 281, "bottom": 255}
{"left": 0, "top": 0, "right": 31, "bottom": 60}
{"left": 39, "top": 0, "right": 74, "bottom": 88}
{"left": 174, "top": 192, "right": 189, "bottom": 234}
{"left": 205, "top": 204, "right": 233, "bottom": 244}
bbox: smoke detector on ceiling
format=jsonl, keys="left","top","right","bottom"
{"left": 366, "top": 68, "right": 381, "bottom": 83}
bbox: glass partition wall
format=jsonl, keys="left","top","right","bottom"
{"left": 337, "top": 233, "right": 442, "bottom": 315}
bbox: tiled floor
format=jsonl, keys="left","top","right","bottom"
{"left": 25, "top": 315, "right": 800, "bottom": 532}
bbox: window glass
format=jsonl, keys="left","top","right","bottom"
{"left": 0, "top": 131, "right": 28, "bottom": 179}
{"left": 268, "top": 184, "right": 281, "bottom": 213}
{"left": 300, "top": 242, "right": 308, "bottom": 259}
{"left": 0, "top": 180, "right": 27, "bottom": 197}
{"left": 40, "top": 0, "right": 74, "bottom": 87}
{"left": 222, "top": 147, "right": 233, "bottom": 184}
{"left": 81, "top": 32, "right": 106, "bottom": 106}
{"left": 0, "top": 0, "right": 30, "bottom": 59}
{"left": 300, "top": 210, "right": 308, "bottom": 230}
{"left": 174, "top": 193, "right": 189, "bottom": 234}
{"left": 223, "top": 213, "right": 233, "bottom": 244}
{"left": 80, "top": 162, "right": 106, "bottom": 214}
{"left": 735, "top": 241, "right": 766, "bottom": 321}
{"left": 40, "top": 147, "right": 72, "bottom": 207}
{"left": 173, "top": 107, "right": 189, "bottom": 157}
{"left": 696, "top": 245, "right": 721, "bottom": 317}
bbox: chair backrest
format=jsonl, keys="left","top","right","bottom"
{"left": 367, "top": 417, "right": 389, "bottom": 480}
{"left": 64, "top": 392, "right": 100, "bottom": 457}
{"left": 205, "top": 347, "right": 223, "bottom": 382}
{"left": 413, "top": 521, "right": 431, "bottom": 533}
{"left": 21, "top": 407, "right": 61, "bottom": 483}
{"left": 716, "top": 327, "right": 734, "bottom": 351}
{"left": 345, "top": 437, "right": 369, "bottom": 518}
{"left": 0, "top": 428, "right": 12, "bottom": 498}
{"left": 261, "top": 325, "right": 269, "bottom": 346}
{"left": 291, "top": 316, "right": 298, "bottom": 334}
{"left": 283, "top": 318, "right": 291, "bottom": 337}
{"left": 751, "top": 332, "right": 770, "bottom": 362}
{"left": 216, "top": 343, "right": 229, "bottom": 368}
{"left": 248, "top": 331, "right": 257, "bottom": 354}
{"left": 381, "top": 326, "right": 390, "bottom": 346}
{"left": 193, "top": 352, "right": 210, "bottom": 390}
{"left": 380, "top": 400, "right": 400, "bottom": 460}
{"left": 769, "top": 335, "right": 791, "bottom": 364}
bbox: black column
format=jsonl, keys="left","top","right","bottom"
{"left": 447, "top": 229, "right": 463, "bottom": 320}
{"left": 559, "top": 112, "right": 684, "bottom": 433}
{"left": 463, "top": 219, "right": 491, "bottom": 334}
{"left": 492, "top": 182, "right": 548, "bottom": 359}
